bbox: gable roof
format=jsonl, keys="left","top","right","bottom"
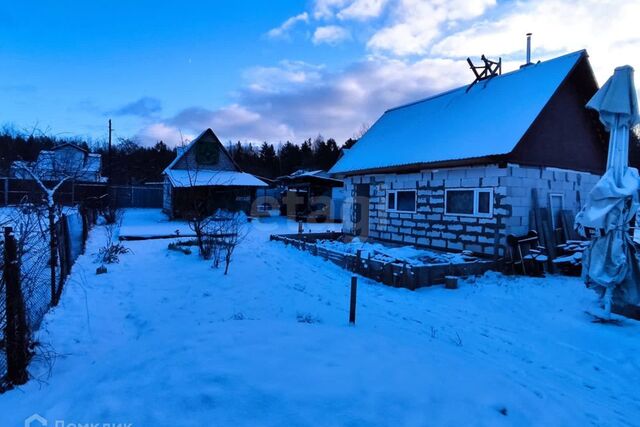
{"left": 163, "top": 128, "right": 240, "bottom": 174}
{"left": 162, "top": 128, "right": 268, "bottom": 188}
{"left": 52, "top": 142, "right": 88, "bottom": 153}
{"left": 330, "top": 50, "right": 588, "bottom": 175}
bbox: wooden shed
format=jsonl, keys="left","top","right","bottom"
{"left": 163, "top": 129, "right": 268, "bottom": 218}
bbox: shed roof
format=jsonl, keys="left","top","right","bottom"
{"left": 165, "top": 169, "right": 268, "bottom": 188}
{"left": 330, "top": 50, "right": 587, "bottom": 174}
{"left": 277, "top": 169, "right": 343, "bottom": 184}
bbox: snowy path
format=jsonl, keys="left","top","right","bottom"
{"left": 1, "top": 209, "right": 639, "bottom": 427}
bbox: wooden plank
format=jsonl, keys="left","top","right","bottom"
{"left": 539, "top": 208, "right": 557, "bottom": 272}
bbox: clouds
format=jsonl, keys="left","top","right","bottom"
{"left": 337, "top": 0, "right": 388, "bottom": 20}
{"left": 312, "top": 25, "right": 351, "bottom": 45}
{"left": 137, "top": 56, "right": 469, "bottom": 146}
{"left": 266, "top": 12, "right": 309, "bottom": 39}
{"left": 430, "top": 0, "right": 640, "bottom": 79}
{"left": 137, "top": 0, "right": 640, "bottom": 148}
{"left": 112, "top": 97, "right": 162, "bottom": 118}
{"left": 366, "top": 0, "right": 497, "bottom": 56}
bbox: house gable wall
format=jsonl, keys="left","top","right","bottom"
{"left": 507, "top": 56, "right": 608, "bottom": 173}
{"left": 172, "top": 131, "right": 237, "bottom": 172}
{"left": 342, "top": 164, "right": 600, "bottom": 256}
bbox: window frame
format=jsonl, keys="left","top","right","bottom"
{"left": 386, "top": 189, "right": 417, "bottom": 213}
{"left": 444, "top": 188, "right": 494, "bottom": 218}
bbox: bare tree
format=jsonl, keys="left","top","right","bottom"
{"left": 207, "top": 211, "right": 249, "bottom": 275}
{"left": 353, "top": 122, "right": 370, "bottom": 140}
{"left": 17, "top": 144, "right": 92, "bottom": 306}
{"left": 174, "top": 133, "right": 232, "bottom": 259}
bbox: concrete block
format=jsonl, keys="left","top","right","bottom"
{"left": 447, "top": 240, "right": 464, "bottom": 250}
{"left": 464, "top": 244, "right": 484, "bottom": 254}
{"left": 465, "top": 168, "right": 487, "bottom": 178}
{"left": 403, "top": 235, "right": 416, "bottom": 244}
{"left": 417, "top": 237, "right": 429, "bottom": 246}
{"left": 482, "top": 176, "right": 499, "bottom": 186}
{"left": 431, "top": 239, "right": 446, "bottom": 248}
{"left": 478, "top": 235, "right": 494, "bottom": 244}
{"left": 525, "top": 168, "right": 542, "bottom": 179}
{"left": 432, "top": 170, "right": 448, "bottom": 181}
{"left": 507, "top": 186, "right": 528, "bottom": 197}
{"left": 499, "top": 176, "right": 523, "bottom": 187}
{"left": 461, "top": 178, "right": 480, "bottom": 188}
{"left": 447, "top": 169, "right": 466, "bottom": 180}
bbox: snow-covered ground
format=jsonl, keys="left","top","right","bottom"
{"left": 1, "top": 209, "right": 639, "bottom": 427}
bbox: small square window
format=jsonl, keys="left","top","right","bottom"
{"left": 387, "top": 192, "right": 395, "bottom": 210}
{"left": 397, "top": 191, "right": 416, "bottom": 212}
{"left": 478, "top": 191, "right": 491, "bottom": 214}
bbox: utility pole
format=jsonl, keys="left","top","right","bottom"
{"left": 108, "top": 119, "right": 112, "bottom": 184}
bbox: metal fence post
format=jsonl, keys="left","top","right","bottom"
{"left": 3, "top": 227, "right": 29, "bottom": 385}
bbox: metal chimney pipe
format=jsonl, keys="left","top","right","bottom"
{"left": 526, "top": 33, "right": 532, "bottom": 64}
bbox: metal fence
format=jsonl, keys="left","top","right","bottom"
{"left": 0, "top": 208, "right": 93, "bottom": 390}
{"left": 110, "top": 185, "right": 163, "bottom": 208}
{"left": 0, "top": 178, "right": 163, "bottom": 209}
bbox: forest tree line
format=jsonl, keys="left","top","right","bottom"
{"left": 0, "top": 127, "right": 356, "bottom": 185}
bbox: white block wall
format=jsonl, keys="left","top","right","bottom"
{"left": 342, "top": 164, "right": 600, "bottom": 256}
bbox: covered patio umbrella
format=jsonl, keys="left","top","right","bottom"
{"left": 575, "top": 65, "right": 640, "bottom": 316}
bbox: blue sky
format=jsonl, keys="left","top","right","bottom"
{"left": 2, "top": 0, "right": 639, "bottom": 146}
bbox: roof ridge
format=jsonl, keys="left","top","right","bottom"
{"left": 386, "top": 50, "right": 586, "bottom": 114}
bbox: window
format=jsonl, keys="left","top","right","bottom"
{"left": 387, "top": 190, "right": 416, "bottom": 213}
{"left": 445, "top": 188, "right": 493, "bottom": 217}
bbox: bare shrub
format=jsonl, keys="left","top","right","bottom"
{"left": 205, "top": 210, "right": 249, "bottom": 275}
{"left": 96, "top": 209, "right": 129, "bottom": 264}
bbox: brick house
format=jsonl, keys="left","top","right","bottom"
{"left": 330, "top": 50, "right": 637, "bottom": 257}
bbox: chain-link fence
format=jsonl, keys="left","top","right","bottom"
{"left": 0, "top": 207, "right": 93, "bottom": 390}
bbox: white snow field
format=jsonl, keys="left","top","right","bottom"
{"left": 1, "top": 209, "right": 639, "bottom": 427}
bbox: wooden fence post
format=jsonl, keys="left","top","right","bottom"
{"left": 349, "top": 276, "right": 357, "bottom": 325}
{"left": 3, "top": 227, "right": 29, "bottom": 385}
{"left": 3, "top": 178, "right": 8, "bottom": 206}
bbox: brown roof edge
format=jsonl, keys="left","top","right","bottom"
{"left": 331, "top": 155, "right": 507, "bottom": 177}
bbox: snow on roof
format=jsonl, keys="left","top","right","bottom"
{"left": 165, "top": 169, "right": 268, "bottom": 188}
{"left": 278, "top": 169, "right": 344, "bottom": 184}
{"left": 330, "top": 50, "right": 586, "bottom": 174}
